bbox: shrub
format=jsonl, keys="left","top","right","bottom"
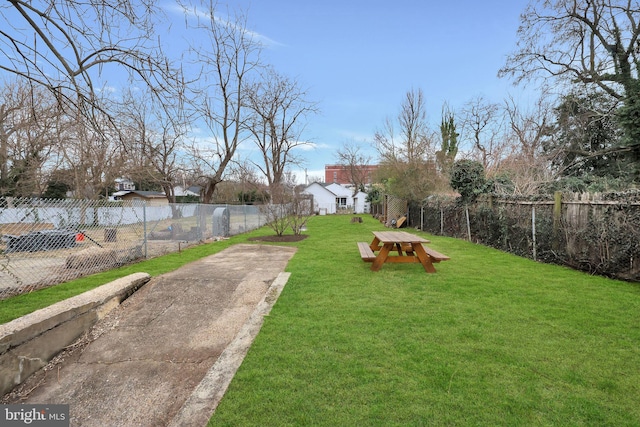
{"left": 450, "top": 160, "right": 487, "bottom": 202}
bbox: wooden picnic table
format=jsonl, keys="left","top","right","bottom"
{"left": 357, "top": 230, "right": 450, "bottom": 273}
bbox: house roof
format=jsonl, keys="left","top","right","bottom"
{"left": 113, "top": 190, "right": 166, "bottom": 199}
{"left": 304, "top": 182, "right": 365, "bottom": 198}
{"left": 325, "top": 182, "right": 352, "bottom": 197}
{"left": 304, "top": 182, "right": 338, "bottom": 196}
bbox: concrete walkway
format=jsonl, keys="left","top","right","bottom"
{"left": 4, "top": 243, "right": 297, "bottom": 427}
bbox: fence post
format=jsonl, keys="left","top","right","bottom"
{"left": 532, "top": 206, "right": 537, "bottom": 261}
{"left": 553, "top": 191, "right": 562, "bottom": 250}
{"left": 465, "top": 205, "right": 471, "bottom": 241}
{"left": 143, "top": 201, "right": 148, "bottom": 259}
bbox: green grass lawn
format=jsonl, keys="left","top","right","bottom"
{"left": 2, "top": 214, "right": 639, "bottom": 425}
{"left": 208, "top": 215, "right": 640, "bottom": 426}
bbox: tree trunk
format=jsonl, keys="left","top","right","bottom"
{"left": 202, "top": 179, "right": 220, "bottom": 204}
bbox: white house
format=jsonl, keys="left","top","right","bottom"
{"left": 114, "top": 178, "right": 135, "bottom": 192}
{"left": 352, "top": 189, "right": 369, "bottom": 214}
{"left": 303, "top": 182, "right": 369, "bottom": 214}
{"left": 172, "top": 185, "right": 202, "bottom": 197}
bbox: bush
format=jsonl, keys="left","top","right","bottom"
{"left": 450, "top": 160, "right": 486, "bottom": 202}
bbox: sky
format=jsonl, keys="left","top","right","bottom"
{"left": 208, "top": 0, "right": 534, "bottom": 183}
{"left": 1, "top": 0, "right": 535, "bottom": 185}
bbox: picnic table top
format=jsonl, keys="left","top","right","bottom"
{"left": 372, "top": 230, "right": 430, "bottom": 244}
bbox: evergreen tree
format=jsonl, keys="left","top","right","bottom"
{"left": 43, "top": 181, "right": 69, "bottom": 199}
{"left": 436, "top": 108, "right": 459, "bottom": 175}
{"left": 547, "top": 91, "right": 625, "bottom": 181}
{"left": 450, "top": 159, "right": 486, "bottom": 202}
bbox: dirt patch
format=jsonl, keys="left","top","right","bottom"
{"left": 247, "top": 234, "right": 308, "bottom": 243}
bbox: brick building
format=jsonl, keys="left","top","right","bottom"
{"left": 324, "top": 164, "right": 378, "bottom": 185}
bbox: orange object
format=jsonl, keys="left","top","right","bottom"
{"left": 75, "top": 233, "right": 85, "bottom": 242}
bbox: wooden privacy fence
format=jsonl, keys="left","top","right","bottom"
{"left": 410, "top": 192, "right": 640, "bottom": 281}
{"left": 370, "top": 195, "right": 408, "bottom": 227}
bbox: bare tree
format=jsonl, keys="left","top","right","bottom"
{"left": 374, "top": 88, "right": 437, "bottom": 202}
{"left": 0, "top": 81, "right": 64, "bottom": 197}
{"left": 460, "top": 96, "right": 506, "bottom": 171}
{"left": 399, "top": 88, "right": 432, "bottom": 162}
{"left": 216, "top": 160, "right": 267, "bottom": 204}
{"left": 0, "top": 0, "right": 181, "bottom": 129}
{"left": 375, "top": 88, "right": 432, "bottom": 164}
{"left": 246, "top": 68, "right": 318, "bottom": 199}
{"left": 180, "top": 2, "right": 263, "bottom": 203}
{"left": 57, "top": 112, "right": 125, "bottom": 199}
{"left": 498, "top": 94, "right": 555, "bottom": 194}
{"left": 0, "top": 81, "right": 31, "bottom": 194}
{"left": 504, "top": 95, "right": 552, "bottom": 161}
{"left": 374, "top": 116, "right": 400, "bottom": 164}
{"left": 499, "top": 0, "right": 640, "bottom": 101}
{"left": 230, "top": 160, "right": 263, "bottom": 189}
{"left": 119, "top": 88, "right": 188, "bottom": 204}
{"left": 118, "top": 97, "right": 161, "bottom": 193}
{"left": 335, "top": 141, "right": 373, "bottom": 192}
{"left": 500, "top": 0, "right": 640, "bottom": 177}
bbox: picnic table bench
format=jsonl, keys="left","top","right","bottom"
{"left": 357, "top": 241, "right": 376, "bottom": 261}
{"left": 358, "top": 231, "right": 450, "bottom": 273}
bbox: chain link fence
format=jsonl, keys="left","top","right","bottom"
{"left": 409, "top": 193, "right": 640, "bottom": 281}
{"left": 0, "top": 198, "right": 268, "bottom": 299}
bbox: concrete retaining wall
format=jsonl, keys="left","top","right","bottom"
{"left": 0, "top": 273, "right": 150, "bottom": 396}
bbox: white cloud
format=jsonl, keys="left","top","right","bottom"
{"left": 293, "top": 141, "right": 330, "bottom": 152}
{"left": 164, "top": 3, "right": 282, "bottom": 48}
